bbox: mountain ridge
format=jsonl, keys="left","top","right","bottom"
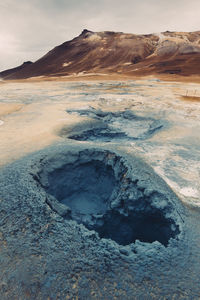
{"left": 1, "top": 29, "right": 200, "bottom": 80}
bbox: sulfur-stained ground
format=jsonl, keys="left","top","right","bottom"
{"left": 0, "top": 79, "right": 200, "bottom": 299}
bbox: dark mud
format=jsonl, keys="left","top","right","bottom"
{"left": 63, "top": 108, "right": 165, "bottom": 142}
{"left": 1, "top": 143, "right": 200, "bottom": 299}
{"left": 40, "top": 150, "right": 179, "bottom": 246}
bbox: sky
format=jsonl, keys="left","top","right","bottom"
{"left": 0, "top": 0, "right": 200, "bottom": 71}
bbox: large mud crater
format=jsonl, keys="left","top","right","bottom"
{"left": 37, "top": 149, "right": 180, "bottom": 247}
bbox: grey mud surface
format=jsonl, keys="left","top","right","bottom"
{"left": 0, "top": 142, "right": 200, "bottom": 299}
{"left": 1, "top": 80, "right": 200, "bottom": 299}
{"left": 63, "top": 108, "right": 165, "bottom": 142}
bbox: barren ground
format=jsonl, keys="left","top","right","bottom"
{"left": 1, "top": 77, "right": 200, "bottom": 206}
{"left": 0, "top": 77, "right": 200, "bottom": 299}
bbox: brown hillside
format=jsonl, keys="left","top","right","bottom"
{"left": 1, "top": 29, "right": 200, "bottom": 80}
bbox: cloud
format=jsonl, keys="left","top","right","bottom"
{"left": 0, "top": 0, "right": 200, "bottom": 71}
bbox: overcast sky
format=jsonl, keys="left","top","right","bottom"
{"left": 0, "top": 0, "right": 200, "bottom": 71}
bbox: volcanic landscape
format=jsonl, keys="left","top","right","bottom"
{"left": 1, "top": 30, "right": 200, "bottom": 299}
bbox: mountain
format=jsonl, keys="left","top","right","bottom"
{"left": 1, "top": 29, "right": 200, "bottom": 80}
{"left": 0, "top": 61, "right": 33, "bottom": 79}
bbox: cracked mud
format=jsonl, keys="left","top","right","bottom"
{"left": 40, "top": 150, "right": 179, "bottom": 246}
{"left": 63, "top": 108, "right": 164, "bottom": 142}
{"left": 1, "top": 143, "right": 200, "bottom": 299}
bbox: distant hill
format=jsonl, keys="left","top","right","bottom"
{"left": 0, "top": 61, "right": 33, "bottom": 79}
{"left": 1, "top": 29, "right": 200, "bottom": 80}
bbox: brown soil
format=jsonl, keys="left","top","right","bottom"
{"left": 180, "top": 95, "right": 200, "bottom": 102}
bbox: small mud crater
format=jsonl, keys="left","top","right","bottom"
{"left": 65, "top": 109, "right": 164, "bottom": 142}
{"left": 36, "top": 149, "right": 180, "bottom": 246}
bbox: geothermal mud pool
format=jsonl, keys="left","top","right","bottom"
{"left": 39, "top": 149, "right": 179, "bottom": 246}
{"left": 65, "top": 108, "right": 164, "bottom": 142}
{"left": 0, "top": 144, "right": 200, "bottom": 299}
{"left": 0, "top": 79, "right": 200, "bottom": 298}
